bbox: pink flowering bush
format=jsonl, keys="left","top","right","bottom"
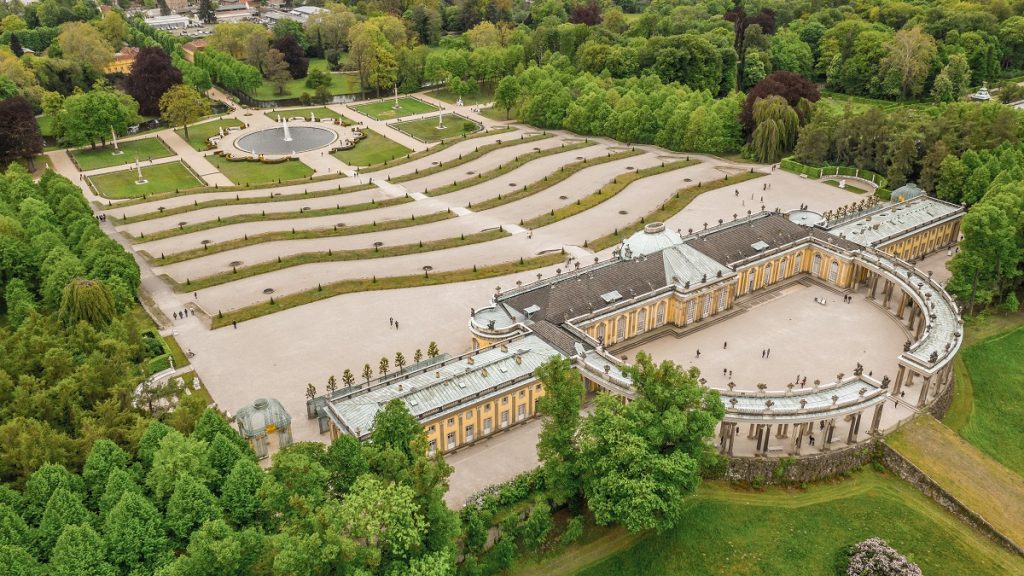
{"left": 847, "top": 538, "right": 923, "bottom": 576}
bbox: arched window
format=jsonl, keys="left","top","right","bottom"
{"left": 636, "top": 309, "right": 647, "bottom": 334}
{"left": 703, "top": 294, "right": 712, "bottom": 317}
{"left": 747, "top": 272, "right": 756, "bottom": 294}
{"left": 828, "top": 260, "right": 839, "bottom": 283}
{"left": 597, "top": 323, "right": 606, "bottom": 343}
{"left": 656, "top": 302, "right": 666, "bottom": 326}
{"left": 764, "top": 263, "right": 773, "bottom": 286}
{"left": 686, "top": 301, "right": 695, "bottom": 324}
{"left": 812, "top": 254, "right": 822, "bottom": 276}
{"left": 796, "top": 252, "right": 803, "bottom": 272}
{"left": 616, "top": 317, "right": 626, "bottom": 340}
{"left": 780, "top": 257, "right": 789, "bottom": 279}
{"left": 718, "top": 288, "right": 728, "bottom": 311}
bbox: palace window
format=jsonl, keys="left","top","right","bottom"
{"left": 829, "top": 260, "right": 839, "bottom": 283}
{"left": 517, "top": 404, "right": 526, "bottom": 420}
{"left": 428, "top": 440, "right": 437, "bottom": 456}
{"left": 763, "top": 263, "right": 773, "bottom": 287}
{"left": 500, "top": 410, "right": 509, "bottom": 427}
{"left": 812, "top": 254, "right": 822, "bottom": 275}
{"left": 597, "top": 323, "right": 606, "bottom": 343}
{"left": 447, "top": 418, "right": 454, "bottom": 426}
{"left": 795, "top": 252, "right": 803, "bottom": 272}
{"left": 446, "top": 432, "right": 456, "bottom": 450}
{"left": 502, "top": 397, "right": 508, "bottom": 405}
{"left": 686, "top": 301, "right": 695, "bottom": 323}
{"left": 781, "top": 257, "right": 789, "bottom": 280}
{"left": 747, "top": 273, "right": 755, "bottom": 294}
{"left": 483, "top": 418, "right": 492, "bottom": 435}
{"left": 718, "top": 288, "right": 728, "bottom": 311}
{"left": 519, "top": 390, "right": 525, "bottom": 398}
{"left": 465, "top": 425, "right": 474, "bottom": 443}
{"left": 703, "top": 294, "right": 711, "bottom": 317}
{"left": 616, "top": 317, "right": 626, "bottom": 340}
{"left": 636, "top": 309, "right": 647, "bottom": 335}
{"left": 465, "top": 410, "right": 473, "bottom": 418}
{"left": 656, "top": 302, "right": 666, "bottom": 326}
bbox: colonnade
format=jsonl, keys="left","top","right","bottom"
{"left": 717, "top": 402, "right": 884, "bottom": 457}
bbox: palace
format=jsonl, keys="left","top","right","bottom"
{"left": 319, "top": 193, "right": 964, "bottom": 458}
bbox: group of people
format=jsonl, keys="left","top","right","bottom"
{"left": 173, "top": 309, "right": 193, "bottom": 321}
{"left": 389, "top": 317, "right": 401, "bottom": 330}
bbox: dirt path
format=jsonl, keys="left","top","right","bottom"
{"left": 887, "top": 416, "right": 1024, "bottom": 548}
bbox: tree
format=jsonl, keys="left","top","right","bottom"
{"left": 197, "top": 0, "right": 216, "bottom": 24}
{"left": 305, "top": 6, "right": 357, "bottom": 57}
{"left": 273, "top": 35, "right": 308, "bottom": 80}
{"left": 81, "top": 439, "right": 131, "bottom": 507}
{"left": 159, "top": 84, "right": 210, "bottom": 143}
{"left": 495, "top": 76, "right": 519, "bottom": 120}
{"left": 98, "top": 468, "right": 143, "bottom": 519}
{"left": 341, "top": 369, "right": 355, "bottom": 387}
{"left": 264, "top": 48, "right": 291, "bottom": 96}
{"left": 146, "top": 431, "right": 212, "bottom": 505}
{"left": 125, "top": 47, "right": 183, "bottom": 117}
{"left": 535, "top": 356, "right": 584, "bottom": 505}
{"left": 9, "top": 33, "right": 23, "bottom": 57}
{"left": 36, "top": 487, "right": 92, "bottom": 558}
{"left": 769, "top": 28, "right": 813, "bottom": 78}
{"left": 740, "top": 71, "right": 819, "bottom": 136}
{"left": 58, "top": 87, "right": 139, "bottom": 148}
{"left": 58, "top": 278, "right": 115, "bottom": 327}
{"left": 0, "top": 544, "right": 40, "bottom": 576}
{"left": 96, "top": 11, "right": 129, "bottom": 48}
{"left": 371, "top": 399, "right": 420, "bottom": 458}
{"left": 362, "top": 363, "right": 373, "bottom": 385}
{"left": 379, "top": 356, "right": 390, "bottom": 378}
{"left": 273, "top": 19, "right": 308, "bottom": 50}
{"left": 932, "top": 54, "right": 971, "bottom": 103}
{"left": 0, "top": 504, "right": 30, "bottom": 548}
{"left": 305, "top": 383, "right": 317, "bottom": 400}
{"left": 427, "top": 341, "right": 440, "bottom": 358}
{"left": 103, "top": 491, "right": 170, "bottom": 574}
{"left": 49, "top": 525, "right": 116, "bottom": 576}
{"left": 521, "top": 502, "right": 553, "bottom": 548}
{"left": 0, "top": 96, "right": 43, "bottom": 171}
{"left": 750, "top": 95, "right": 800, "bottom": 163}
{"left": 157, "top": 520, "right": 264, "bottom": 576}
{"left": 576, "top": 353, "right": 723, "bottom": 533}
{"left": 324, "top": 434, "right": 367, "bottom": 496}
{"left": 335, "top": 475, "right": 426, "bottom": 563}
{"left": 220, "top": 459, "right": 264, "bottom": 527}
{"left": 879, "top": 27, "right": 937, "bottom": 100}
{"left": 56, "top": 22, "right": 113, "bottom": 72}
{"left": 205, "top": 434, "right": 244, "bottom": 492}
{"left": 394, "top": 351, "right": 407, "bottom": 373}
{"left": 192, "top": 408, "right": 250, "bottom": 455}
{"left": 165, "top": 475, "right": 221, "bottom": 543}
{"left": 326, "top": 375, "right": 338, "bottom": 395}
{"left": 413, "top": 349, "right": 423, "bottom": 364}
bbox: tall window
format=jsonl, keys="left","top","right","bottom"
{"left": 686, "top": 301, "right": 695, "bottom": 323}
{"left": 764, "top": 263, "right": 773, "bottom": 286}
{"left": 597, "top": 323, "right": 606, "bottom": 343}
{"left": 656, "top": 302, "right": 666, "bottom": 326}
{"left": 718, "top": 288, "right": 728, "bottom": 311}
{"left": 747, "top": 273, "right": 756, "bottom": 294}
{"left": 796, "top": 252, "right": 803, "bottom": 272}
{"left": 636, "top": 309, "right": 647, "bottom": 334}
{"left": 828, "top": 260, "right": 839, "bottom": 283}
{"left": 781, "top": 257, "right": 789, "bottom": 280}
{"left": 616, "top": 317, "right": 626, "bottom": 340}
{"left": 812, "top": 254, "right": 822, "bottom": 276}
{"left": 703, "top": 294, "right": 711, "bottom": 317}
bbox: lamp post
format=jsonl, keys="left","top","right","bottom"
{"left": 423, "top": 265, "right": 432, "bottom": 278}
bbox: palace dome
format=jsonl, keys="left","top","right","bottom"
{"left": 619, "top": 222, "right": 683, "bottom": 259}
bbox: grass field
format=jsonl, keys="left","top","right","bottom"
{"left": 206, "top": 155, "right": 313, "bottom": 186}
{"left": 71, "top": 137, "right": 174, "bottom": 171}
{"left": 253, "top": 59, "right": 361, "bottom": 101}
{"left": 263, "top": 107, "right": 350, "bottom": 124}
{"left": 958, "top": 324, "right": 1024, "bottom": 476}
{"left": 480, "top": 105, "right": 515, "bottom": 121}
{"left": 429, "top": 84, "right": 494, "bottom": 105}
{"left": 887, "top": 416, "right": 1024, "bottom": 549}
{"left": 391, "top": 114, "right": 481, "bottom": 142}
{"left": 331, "top": 129, "right": 411, "bottom": 166}
{"left": 90, "top": 162, "right": 201, "bottom": 199}
{"left": 513, "top": 471, "right": 1024, "bottom": 576}
{"left": 176, "top": 118, "right": 245, "bottom": 151}
{"left": 350, "top": 97, "right": 438, "bottom": 120}
{"left": 824, "top": 179, "right": 869, "bottom": 194}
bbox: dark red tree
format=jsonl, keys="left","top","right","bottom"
{"left": 569, "top": 1, "right": 603, "bottom": 25}
{"left": 740, "top": 70, "right": 820, "bottom": 136}
{"left": 9, "top": 33, "right": 23, "bottom": 57}
{"left": 725, "top": 1, "right": 776, "bottom": 88}
{"left": 273, "top": 36, "right": 309, "bottom": 80}
{"left": 0, "top": 97, "right": 44, "bottom": 170}
{"left": 124, "top": 47, "right": 183, "bottom": 117}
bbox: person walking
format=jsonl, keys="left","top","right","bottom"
{"left": 233, "top": 321, "right": 237, "bottom": 329}
{"left": 723, "top": 341, "right": 728, "bottom": 349}
{"left": 761, "top": 350, "right": 765, "bottom": 358}
{"left": 390, "top": 317, "right": 394, "bottom": 327}
{"left": 696, "top": 349, "right": 701, "bottom": 358}
{"left": 395, "top": 321, "right": 399, "bottom": 329}
{"left": 767, "top": 348, "right": 771, "bottom": 358}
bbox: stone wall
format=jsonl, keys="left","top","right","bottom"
{"left": 719, "top": 441, "right": 877, "bottom": 485}
{"left": 927, "top": 378, "right": 954, "bottom": 420}
{"left": 879, "top": 443, "right": 1024, "bottom": 556}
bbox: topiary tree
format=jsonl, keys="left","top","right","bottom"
{"left": 36, "top": 488, "right": 93, "bottom": 559}
{"left": 220, "top": 459, "right": 264, "bottom": 527}
{"left": 102, "top": 491, "right": 170, "bottom": 574}
{"left": 48, "top": 524, "right": 116, "bottom": 576}
{"left": 165, "top": 475, "right": 221, "bottom": 544}
{"left": 57, "top": 278, "right": 116, "bottom": 327}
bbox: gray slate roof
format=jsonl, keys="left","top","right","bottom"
{"left": 686, "top": 213, "right": 812, "bottom": 266}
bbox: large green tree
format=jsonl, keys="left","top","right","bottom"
{"left": 535, "top": 356, "right": 584, "bottom": 505}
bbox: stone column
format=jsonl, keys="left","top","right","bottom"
{"left": 907, "top": 303, "right": 916, "bottom": 331}
{"left": 747, "top": 423, "right": 756, "bottom": 440}
{"left": 892, "top": 365, "right": 906, "bottom": 396}
{"left": 870, "top": 402, "right": 884, "bottom": 433}
{"left": 897, "top": 292, "right": 907, "bottom": 320}
{"left": 727, "top": 423, "right": 735, "bottom": 455}
{"left": 917, "top": 375, "right": 932, "bottom": 407}
{"left": 915, "top": 317, "right": 925, "bottom": 340}
{"left": 847, "top": 411, "right": 863, "bottom": 444}
{"left": 870, "top": 274, "right": 879, "bottom": 299}
{"left": 823, "top": 419, "right": 835, "bottom": 451}
{"left": 718, "top": 423, "right": 730, "bottom": 455}
{"left": 791, "top": 423, "right": 804, "bottom": 455}
{"left": 761, "top": 424, "right": 773, "bottom": 455}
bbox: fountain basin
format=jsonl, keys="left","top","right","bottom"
{"left": 234, "top": 126, "right": 338, "bottom": 155}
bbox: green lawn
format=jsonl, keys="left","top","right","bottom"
{"left": 823, "top": 179, "right": 870, "bottom": 194}
{"left": 263, "top": 107, "right": 350, "bottom": 124}
{"left": 253, "top": 58, "right": 361, "bottom": 101}
{"left": 514, "top": 471, "right": 1023, "bottom": 576}
{"left": 90, "top": 162, "right": 202, "bottom": 199}
{"left": 960, "top": 325, "right": 1024, "bottom": 476}
{"left": 71, "top": 137, "right": 174, "bottom": 171}
{"left": 176, "top": 118, "right": 245, "bottom": 151}
{"left": 350, "top": 97, "right": 438, "bottom": 121}
{"left": 36, "top": 114, "right": 54, "bottom": 137}
{"left": 391, "top": 114, "right": 481, "bottom": 142}
{"left": 480, "top": 105, "right": 515, "bottom": 121}
{"left": 206, "top": 155, "right": 313, "bottom": 186}
{"left": 331, "top": 129, "right": 411, "bottom": 166}
{"left": 428, "top": 84, "right": 494, "bottom": 106}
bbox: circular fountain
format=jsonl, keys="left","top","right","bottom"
{"left": 234, "top": 123, "right": 338, "bottom": 155}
